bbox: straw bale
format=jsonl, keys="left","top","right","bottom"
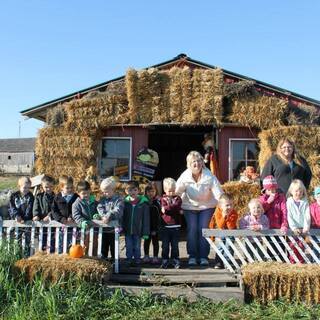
{"left": 221, "top": 181, "right": 261, "bottom": 219}
{"left": 309, "top": 155, "right": 320, "bottom": 190}
{"left": 14, "top": 252, "right": 112, "bottom": 283}
{"left": 258, "top": 125, "right": 320, "bottom": 170}
{"left": 168, "top": 67, "right": 184, "bottom": 122}
{"left": 223, "top": 80, "right": 256, "bottom": 99}
{"left": 46, "top": 104, "right": 65, "bottom": 127}
{"left": 188, "top": 69, "right": 202, "bottom": 124}
{"left": 287, "top": 103, "right": 320, "bottom": 126}
{"left": 242, "top": 262, "right": 320, "bottom": 304}
{"left": 228, "top": 94, "right": 288, "bottom": 129}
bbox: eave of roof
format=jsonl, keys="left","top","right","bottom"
{"left": 20, "top": 53, "right": 320, "bottom": 121}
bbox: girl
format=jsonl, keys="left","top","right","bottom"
{"left": 310, "top": 186, "right": 320, "bottom": 228}
{"left": 143, "top": 184, "right": 161, "bottom": 264}
{"left": 286, "top": 179, "right": 310, "bottom": 263}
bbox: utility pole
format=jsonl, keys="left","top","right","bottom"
{"left": 18, "top": 121, "right": 21, "bottom": 138}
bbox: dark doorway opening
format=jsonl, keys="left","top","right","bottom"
{"left": 148, "top": 125, "right": 214, "bottom": 181}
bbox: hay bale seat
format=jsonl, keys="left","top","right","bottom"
{"left": 14, "top": 252, "right": 112, "bottom": 283}
{"left": 242, "top": 262, "right": 320, "bottom": 304}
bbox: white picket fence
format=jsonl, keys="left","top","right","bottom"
{"left": 0, "top": 220, "right": 120, "bottom": 273}
{"left": 203, "top": 228, "right": 320, "bottom": 273}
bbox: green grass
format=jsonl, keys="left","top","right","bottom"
{"left": 1, "top": 244, "right": 320, "bottom": 319}
{"left": 0, "top": 176, "right": 18, "bottom": 191}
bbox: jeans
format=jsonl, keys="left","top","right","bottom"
{"left": 184, "top": 208, "right": 213, "bottom": 260}
{"left": 161, "top": 227, "right": 180, "bottom": 260}
{"left": 125, "top": 235, "right": 141, "bottom": 260}
{"left": 144, "top": 233, "right": 159, "bottom": 257}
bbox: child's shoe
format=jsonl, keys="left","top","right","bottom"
{"left": 151, "top": 257, "right": 160, "bottom": 265}
{"left": 160, "top": 259, "right": 169, "bottom": 269}
{"left": 200, "top": 258, "right": 209, "bottom": 266}
{"left": 172, "top": 259, "right": 180, "bottom": 269}
{"left": 143, "top": 256, "right": 151, "bottom": 263}
{"left": 188, "top": 258, "right": 197, "bottom": 266}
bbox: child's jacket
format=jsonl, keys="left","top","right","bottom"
{"left": 310, "top": 202, "right": 320, "bottom": 228}
{"left": 122, "top": 195, "right": 150, "bottom": 236}
{"left": 33, "top": 192, "right": 55, "bottom": 220}
{"left": 97, "top": 195, "right": 124, "bottom": 226}
{"left": 160, "top": 195, "right": 182, "bottom": 226}
{"left": 52, "top": 192, "right": 79, "bottom": 222}
{"left": 286, "top": 197, "right": 310, "bottom": 231}
{"left": 209, "top": 207, "right": 238, "bottom": 230}
{"left": 72, "top": 196, "right": 98, "bottom": 225}
{"left": 9, "top": 191, "right": 34, "bottom": 221}
{"left": 260, "top": 193, "right": 288, "bottom": 230}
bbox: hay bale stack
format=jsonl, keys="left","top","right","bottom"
{"left": 259, "top": 125, "right": 320, "bottom": 190}
{"left": 222, "top": 181, "right": 261, "bottom": 218}
{"left": 228, "top": 94, "right": 288, "bottom": 129}
{"left": 242, "top": 262, "right": 320, "bottom": 304}
{"left": 14, "top": 252, "right": 112, "bottom": 283}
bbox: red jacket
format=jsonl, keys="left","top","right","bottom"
{"left": 310, "top": 202, "right": 320, "bottom": 228}
{"left": 259, "top": 193, "right": 288, "bottom": 230}
{"left": 160, "top": 195, "right": 182, "bottom": 226}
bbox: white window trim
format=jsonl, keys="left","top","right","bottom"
{"left": 228, "top": 138, "right": 259, "bottom": 181}
{"left": 99, "top": 137, "right": 132, "bottom": 181}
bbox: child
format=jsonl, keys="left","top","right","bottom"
{"left": 260, "top": 175, "right": 288, "bottom": 261}
{"left": 97, "top": 177, "right": 124, "bottom": 260}
{"left": 122, "top": 180, "right": 150, "bottom": 265}
{"left": 239, "top": 198, "right": 269, "bottom": 259}
{"left": 209, "top": 194, "right": 238, "bottom": 269}
{"left": 286, "top": 179, "right": 311, "bottom": 263}
{"left": 143, "top": 184, "right": 161, "bottom": 264}
{"left": 239, "top": 166, "right": 260, "bottom": 184}
{"left": 33, "top": 175, "right": 55, "bottom": 251}
{"left": 8, "top": 177, "right": 34, "bottom": 256}
{"left": 52, "top": 176, "right": 79, "bottom": 252}
{"left": 160, "top": 178, "right": 182, "bottom": 269}
{"left": 310, "top": 186, "right": 320, "bottom": 228}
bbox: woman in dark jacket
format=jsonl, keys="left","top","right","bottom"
{"left": 261, "top": 138, "right": 312, "bottom": 194}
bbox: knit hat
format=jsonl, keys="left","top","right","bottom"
{"left": 314, "top": 186, "right": 320, "bottom": 196}
{"left": 262, "top": 175, "right": 278, "bottom": 190}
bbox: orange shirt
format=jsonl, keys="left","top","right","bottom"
{"left": 209, "top": 207, "right": 238, "bottom": 230}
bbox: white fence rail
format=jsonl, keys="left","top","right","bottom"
{"left": 203, "top": 228, "right": 320, "bottom": 273}
{"left": 0, "top": 220, "right": 120, "bottom": 273}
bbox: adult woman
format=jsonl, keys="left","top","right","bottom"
{"left": 261, "top": 138, "right": 312, "bottom": 194}
{"left": 176, "top": 151, "right": 223, "bottom": 266}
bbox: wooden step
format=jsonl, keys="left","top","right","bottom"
{"left": 110, "top": 272, "right": 239, "bottom": 287}
{"left": 106, "top": 285, "right": 244, "bottom": 302}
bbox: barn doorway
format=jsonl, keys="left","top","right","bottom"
{"left": 148, "top": 125, "right": 214, "bottom": 181}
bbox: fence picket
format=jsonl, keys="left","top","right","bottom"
{"left": 217, "top": 238, "right": 240, "bottom": 269}
{"left": 97, "top": 227, "right": 103, "bottom": 258}
{"left": 243, "top": 238, "right": 263, "bottom": 261}
{"left": 261, "top": 236, "right": 282, "bottom": 262}
{"left": 226, "top": 237, "right": 247, "bottom": 265}
{"left": 63, "top": 227, "right": 68, "bottom": 254}
{"left": 297, "top": 236, "right": 320, "bottom": 263}
{"left": 252, "top": 236, "right": 272, "bottom": 260}
{"left": 88, "top": 228, "right": 94, "bottom": 257}
{"left": 39, "top": 226, "right": 43, "bottom": 251}
{"left": 278, "top": 236, "right": 300, "bottom": 263}
{"left": 235, "top": 237, "right": 254, "bottom": 263}
{"left": 288, "top": 236, "right": 311, "bottom": 263}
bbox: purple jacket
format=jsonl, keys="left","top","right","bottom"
{"left": 239, "top": 214, "right": 270, "bottom": 230}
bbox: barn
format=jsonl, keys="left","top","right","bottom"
{"left": 0, "top": 138, "right": 36, "bottom": 174}
{"left": 20, "top": 54, "right": 320, "bottom": 190}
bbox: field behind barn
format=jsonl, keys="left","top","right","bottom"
{"left": 0, "top": 245, "right": 319, "bottom": 319}
{"left": 0, "top": 175, "right": 18, "bottom": 191}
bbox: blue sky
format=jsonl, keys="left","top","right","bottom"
{"left": 0, "top": 0, "right": 319, "bottom": 138}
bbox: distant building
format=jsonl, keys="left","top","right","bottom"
{"left": 0, "top": 138, "right": 36, "bottom": 174}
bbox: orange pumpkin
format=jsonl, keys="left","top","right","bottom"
{"left": 69, "top": 244, "right": 85, "bottom": 258}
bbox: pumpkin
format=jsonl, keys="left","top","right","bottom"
{"left": 69, "top": 244, "right": 85, "bottom": 258}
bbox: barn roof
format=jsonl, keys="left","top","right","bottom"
{"left": 0, "top": 138, "right": 36, "bottom": 153}
{"left": 20, "top": 53, "right": 320, "bottom": 121}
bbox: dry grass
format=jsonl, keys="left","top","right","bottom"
{"left": 242, "top": 262, "right": 320, "bottom": 304}
{"left": 14, "top": 252, "right": 112, "bottom": 283}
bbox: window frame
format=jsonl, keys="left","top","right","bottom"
{"left": 228, "top": 138, "right": 259, "bottom": 181}
{"left": 99, "top": 137, "right": 132, "bottom": 181}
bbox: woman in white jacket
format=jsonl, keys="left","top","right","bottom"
{"left": 176, "top": 151, "right": 223, "bottom": 266}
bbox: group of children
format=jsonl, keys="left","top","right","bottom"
{"left": 7, "top": 173, "right": 320, "bottom": 268}
{"left": 209, "top": 175, "right": 320, "bottom": 267}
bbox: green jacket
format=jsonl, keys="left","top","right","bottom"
{"left": 122, "top": 195, "right": 150, "bottom": 236}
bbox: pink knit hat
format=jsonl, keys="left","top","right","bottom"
{"left": 262, "top": 175, "right": 278, "bottom": 190}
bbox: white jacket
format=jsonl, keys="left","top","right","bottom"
{"left": 176, "top": 167, "right": 223, "bottom": 211}
{"left": 286, "top": 197, "right": 311, "bottom": 231}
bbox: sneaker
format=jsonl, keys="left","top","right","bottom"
{"left": 143, "top": 256, "right": 151, "bottom": 263}
{"left": 188, "top": 258, "right": 197, "bottom": 266}
{"left": 160, "top": 259, "right": 169, "bottom": 269}
{"left": 214, "top": 262, "right": 223, "bottom": 269}
{"left": 173, "top": 259, "right": 180, "bottom": 269}
{"left": 200, "top": 258, "right": 209, "bottom": 266}
{"left": 151, "top": 257, "right": 160, "bottom": 265}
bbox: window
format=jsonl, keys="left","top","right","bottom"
{"left": 229, "top": 139, "right": 259, "bottom": 180}
{"left": 100, "top": 138, "right": 132, "bottom": 181}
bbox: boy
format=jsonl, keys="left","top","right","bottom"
{"left": 97, "top": 177, "right": 124, "bottom": 260}
{"left": 122, "top": 180, "right": 150, "bottom": 265}
{"left": 52, "top": 175, "right": 78, "bottom": 252}
{"left": 160, "top": 178, "right": 182, "bottom": 269}
{"left": 209, "top": 194, "right": 238, "bottom": 269}
{"left": 9, "top": 176, "right": 34, "bottom": 256}
{"left": 33, "top": 175, "right": 55, "bottom": 251}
